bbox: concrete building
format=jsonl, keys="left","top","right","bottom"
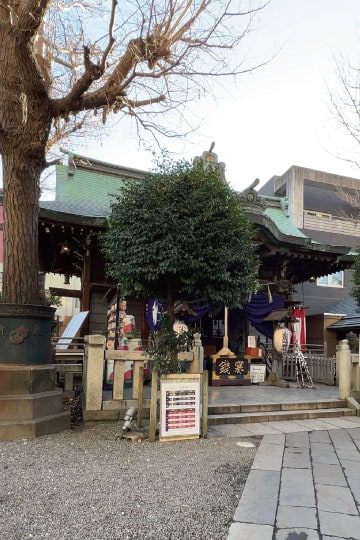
{"left": 260, "top": 166, "right": 360, "bottom": 351}
{"left": 260, "top": 165, "right": 360, "bottom": 313}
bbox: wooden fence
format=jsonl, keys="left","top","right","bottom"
{"left": 282, "top": 346, "right": 336, "bottom": 385}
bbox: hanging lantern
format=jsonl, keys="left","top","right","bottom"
{"left": 273, "top": 326, "right": 292, "bottom": 353}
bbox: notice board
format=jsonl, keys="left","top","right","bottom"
{"left": 160, "top": 374, "right": 201, "bottom": 442}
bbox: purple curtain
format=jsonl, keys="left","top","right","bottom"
{"left": 241, "top": 293, "right": 284, "bottom": 338}
{"left": 145, "top": 299, "right": 209, "bottom": 330}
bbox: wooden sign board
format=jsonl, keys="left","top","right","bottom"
{"left": 211, "top": 355, "right": 251, "bottom": 386}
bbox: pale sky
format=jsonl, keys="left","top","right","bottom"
{"left": 3, "top": 0, "right": 360, "bottom": 196}
{"left": 73, "top": 0, "right": 360, "bottom": 193}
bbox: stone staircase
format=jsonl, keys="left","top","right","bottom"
{"left": 207, "top": 399, "right": 357, "bottom": 425}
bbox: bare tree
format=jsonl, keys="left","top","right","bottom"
{"left": 328, "top": 55, "right": 360, "bottom": 217}
{"left": 0, "top": 0, "right": 268, "bottom": 305}
{"left": 329, "top": 55, "right": 360, "bottom": 171}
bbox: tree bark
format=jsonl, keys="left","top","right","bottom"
{"left": 2, "top": 152, "right": 43, "bottom": 304}
{"left": 0, "top": 25, "right": 51, "bottom": 304}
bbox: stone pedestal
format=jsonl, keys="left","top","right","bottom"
{"left": 0, "top": 365, "right": 71, "bottom": 440}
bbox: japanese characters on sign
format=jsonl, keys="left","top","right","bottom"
{"left": 215, "top": 356, "right": 249, "bottom": 378}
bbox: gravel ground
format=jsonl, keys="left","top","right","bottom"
{"left": 0, "top": 422, "right": 260, "bottom": 540}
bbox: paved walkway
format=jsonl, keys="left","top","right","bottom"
{"left": 223, "top": 418, "right": 360, "bottom": 539}
{"left": 207, "top": 384, "right": 360, "bottom": 539}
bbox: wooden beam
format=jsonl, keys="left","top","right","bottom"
{"left": 49, "top": 287, "right": 82, "bottom": 298}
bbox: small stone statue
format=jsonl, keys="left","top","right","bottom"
{"left": 346, "top": 331, "right": 359, "bottom": 353}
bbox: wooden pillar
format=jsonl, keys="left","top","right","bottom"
{"left": 81, "top": 234, "right": 91, "bottom": 335}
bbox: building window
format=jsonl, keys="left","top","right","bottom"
{"left": 317, "top": 271, "right": 344, "bottom": 288}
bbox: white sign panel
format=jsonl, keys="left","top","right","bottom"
{"left": 160, "top": 374, "right": 200, "bottom": 440}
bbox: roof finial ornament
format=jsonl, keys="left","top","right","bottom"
{"left": 193, "top": 142, "right": 227, "bottom": 184}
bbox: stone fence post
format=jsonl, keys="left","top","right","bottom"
{"left": 352, "top": 352, "right": 360, "bottom": 394}
{"left": 338, "top": 339, "right": 351, "bottom": 400}
{"left": 83, "top": 335, "right": 106, "bottom": 411}
{"left": 187, "top": 333, "right": 204, "bottom": 374}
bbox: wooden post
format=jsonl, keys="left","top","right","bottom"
{"left": 137, "top": 366, "right": 144, "bottom": 429}
{"left": 81, "top": 235, "right": 91, "bottom": 336}
{"left": 149, "top": 368, "right": 158, "bottom": 442}
{"left": 201, "top": 370, "right": 208, "bottom": 438}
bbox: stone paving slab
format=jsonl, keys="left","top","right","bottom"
{"left": 341, "top": 458, "right": 360, "bottom": 479}
{"left": 226, "top": 421, "right": 360, "bottom": 540}
{"left": 283, "top": 446, "right": 311, "bottom": 468}
{"left": 233, "top": 469, "right": 280, "bottom": 525}
{"left": 309, "top": 430, "right": 332, "bottom": 443}
{"left": 276, "top": 504, "right": 317, "bottom": 529}
{"left": 316, "top": 484, "right": 358, "bottom": 514}
{"left": 251, "top": 441, "right": 284, "bottom": 471}
{"left": 262, "top": 433, "right": 285, "bottom": 445}
{"left": 237, "top": 422, "right": 283, "bottom": 436}
{"left": 279, "top": 468, "right": 315, "bottom": 507}
{"left": 284, "top": 431, "right": 310, "bottom": 447}
{"left": 346, "top": 426, "right": 360, "bottom": 439}
{"left": 227, "top": 522, "right": 273, "bottom": 539}
{"left": 291, "top": 418, "right": 340, "bottom": 431}
{"left": 336, "top": 447, "right": 360, "bottom": 461}
{"left": 263, "top": 421, "right": 311, "bottom": 433}
{"left": 329, "top": 428, "right": 358, "bottom": 449}
{"left": 323, "top": 536, "right": 351, "bottom": 540}
{"left": 275, "top": 528, "right": 320, "bottom": 540}
{"left": 311, "top": 445, "right": 339, "bottom": 464}
{"left": 320, "top": 417, "right": 360, "bottom": 429}
{"left": 318, "top": 510, "right": 360, "bottom": 538}
{"left": 312, "top": 462, "right": 346, "bottom": 486}
{"left": 309, "top": 441, "right": 333, "bottom": 453}
{"left": 208, "top": 423, "right": 255, "bottom": 437}
{"left": 347, "top": 478, "right": 360, "bottom": 505}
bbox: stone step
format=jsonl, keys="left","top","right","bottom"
{"left": 208, "top": 399, "right": 348, "bottom": 416}
{"left": 0, "top": 365, "right": 57, "bottom": 395}
{"left": 0, "top": 410, "right": 71, "bottom": 440}
{"left": 0, "top": 389, "right": 65, "bottom": 421}
{"left": 207, "top": 407, "right": 356, "bottom": 425}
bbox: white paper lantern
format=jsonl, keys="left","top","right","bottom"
{"left": 273, "top": 326, "right": 292, "bottom": 353}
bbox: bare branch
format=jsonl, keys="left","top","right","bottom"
{"left": 329, "top": 54, "right": 360, "bottom": 170}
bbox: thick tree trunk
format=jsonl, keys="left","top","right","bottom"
{"left": 2, "top": 153, "right": 42, "bottom": 304}
{"left": 0, "top": 26, "right": 51, "bottom": 304}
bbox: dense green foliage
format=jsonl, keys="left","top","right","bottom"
{"left": 145, "top": 316, "right": 195, "bottom": 374}
{"left": 351, "top": 249, "right": 360, "bottom": 310}
{"left": 101, "top": 157, "right": 258, "bottom": 322}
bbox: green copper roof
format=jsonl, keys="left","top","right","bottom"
{"left": 41, "top": 158, "right": 144, "bottom": 218}
{"left": 56, "top": 164, "right": 125, "bottom": 216}
{"left": 264, "top": 206, "right": 308, "bottom": 239}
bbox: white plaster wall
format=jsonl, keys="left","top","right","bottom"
{"left": 45, "top": 273, "right": 81, "bottom": 322}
